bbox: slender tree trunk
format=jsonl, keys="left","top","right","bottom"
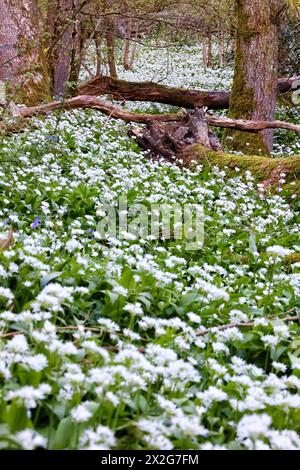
{"left": 123, "top": 39, "right": 131, "bottom": 70}
{"left": 95, "top": 33, "right": 104, "bottom": 76}
{"left": 224, "top": 0, "right": 285, "bottom": 155}
{"left": 207, "top": 33, "right": 212, "bottom": 68}
{"left": 106, "top": 26, "right": 118, "bottom": 78}
{"left": 0, "top": 0, "right": 50, "bottom": 105}
{"left": 202, "top": 38, "right": 208, "bottom": 69}
{"left": 69, "top": 12, "right": 83, "bottom": 93}
{"left": 129, "top": 39, "right": 138, "bottom": 70}
{"left": 46, "top": 0, "right": 82, "bottom": 98}
{"left": 123, "top": 17, "right": 133, "bottom": 70}
{"left": 218, "top": 23, "right": 225, "bottom": 68}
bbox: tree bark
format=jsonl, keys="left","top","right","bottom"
{"left": 95, "top": 33, "right": 104, "bottom": 76}
{"left": 105, "top": 12, "right": 118, "bottom": 78}
{"left": 218, "top": 22, "right": 225, "bottom": 68}
{"left": 207, "top": 33, "right": 212, "bottom": 68}
{"left": 129, "top": 109, "right": 222, "bottom": 160}
{"left": 0, "top": 0, "right": 50, "bottom": 105}
{"left": 129, "top": 37, "right": 138, "bottom": 70}
{"left": 202, "top": 39, "right": 208, "bottom": 69}
{"left": 224, "top": 0, "right": 286, "bottom": 155}
{"left": 123, "top": 16, "right": 133, "bottom": 71}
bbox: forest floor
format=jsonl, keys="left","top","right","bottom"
{"left": 0, "top": 45, "right": 300, "bottom": 450}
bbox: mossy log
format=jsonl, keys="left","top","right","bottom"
{"left": 79, "top": 75, "right": 300, "bottom": 110}
{"left": 183, "top": 144, "right": 300, "bottom": 189}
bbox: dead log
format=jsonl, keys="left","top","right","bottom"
{"left": 79, "top": 76, "right": 228, "bottom": 109}
{"left": 182, "top": 144, "right": 300, "bottom": 190}
{"left": 79, "top": 75, "right": 300, "bottom": 110}
{"left": 128, "top": 110, "right": 300, "bottom": 161}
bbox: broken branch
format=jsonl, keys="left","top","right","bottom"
{"left": 17, "top": 97, "right": 300, "bottom": 135}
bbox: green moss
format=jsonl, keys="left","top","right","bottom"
{"left": 183, "top": 144, "right": 300, "bottom": 191}
{"left": 284, "top": 253, "right": 300, "bottom": 265}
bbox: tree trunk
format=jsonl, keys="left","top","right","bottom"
{"left": 95, "top": 33, "right": 104, "bottom": 76}
{"left": 46, "top": 0, "right": 82, "bottom": 98}
{"left": 224, "top": 0, "right": 285, "bottom": 155}
{"left": 123, "top": 16, "right": 133, "bottom": 71}
{"left": 123, "top": 39, "right": 131, "bottom": 71}
{"left": 0, "top": 0, "right": 50, "bottom": 105}
{"left": 207, "top": 33, "right": 212, "bottom": 68}
{"left": 129, "top": 40, "right": 138, "bottom": 70}
{"left": 69, "top": 10, "right": 83, "bottom": 93}
{"left": 106, "top": 30, "right": 118, "bottom": 78}
{"left": 104, "top": 4, "right": 118, "bottom": 80}
{"left": 202, "top": 39, "right": 208, "bottom": 69}
{"left": 218, "top": 23, "right": 225, "bottom": 68}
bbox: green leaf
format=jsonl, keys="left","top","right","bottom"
{"left": 249, "top": 231, "right": 257, "bottom": 254}
{"left": 53, "top": 417, "right": 75, "bottom": 450}
{"left": 40, "top": 272, "right": 62, "bottom": 288}
{"left": 7, "top": 402, "right": 30, "bottom": 433}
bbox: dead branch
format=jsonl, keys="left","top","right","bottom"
{"left": 16, "top": 97, "right": 300, "bottom": 135}
{"left": 18, "top": 95, "right": 184, "bottom": 123}
{"left": 0, "top": 230, "right": 14, "bottom": 250}
{"left": 206, "top": 115, "right": 300, "bottom": 133}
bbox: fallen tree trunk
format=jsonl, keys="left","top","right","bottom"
{"left": 79, "top": 75, "right": 300, "bottom": 110}
{"left": 79, "top": 76, "right": 229, "bottom": 109}
{"left": 183, "top": 144, "right": 300, "bottom": 190}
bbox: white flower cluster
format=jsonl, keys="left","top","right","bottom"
{"left": 0, "top": 44, "right": 299, "bottom": 450}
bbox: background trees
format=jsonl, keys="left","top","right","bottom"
{"left": 0, "top": 0, "right": 299, "bottom": 155}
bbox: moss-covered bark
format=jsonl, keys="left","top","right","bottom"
{"left": 224, "top": 0, "right": 286, "bottom": 155}
{"left": 285, "top": 253, "right": 300, "bottom": 265}
{"left": 183, "top": 144, "right": 300, "bottom": 190}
